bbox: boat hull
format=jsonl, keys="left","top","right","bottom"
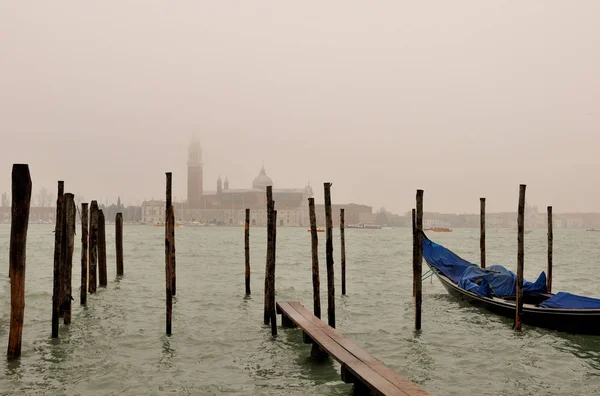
{"left": 433, "top": 269, "right": 600, "bottom": 335}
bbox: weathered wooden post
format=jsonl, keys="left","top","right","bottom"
{"left": 547, "top": 206, "right": 553, "bottom": 293}
{"left": 165, "top": 172, "right": 173, "bottom": 335}
{"left": 308, "top": 198, "right": 321, "bottom": 318}
{"left": 244, "top": 208, "right": 250, "bottom": 295}
{"left": 515, "top": 184, "right": 526, "bottom": 331}
{"left": 80, "top": 203, "right": 89, "bottom": 305}
{"left": 171, "top": 209, "right": 177, "bottom": 297}
{"left": 270, "top": 209, "right": 278, "bottom": 336}
{"left": 98, "top": 210, "right": 107, "bottom": 287}
{"left": 52, "top": 181, "right": 64, "bottom": 338}
{"left": 415, "top": 190, "right": 424, "bottom": 331}
{"left": 89, "top": 201, "right": 99, "bottom": 294}
{"left": 116, "top": 213, "right": 124, "bottom": 276}
{"left": 340, "top": 208, "right": 346, "bottom": 296}
{"left": 324, "top": 182, "right": 335, "bottom": 328}
{"left": 412, "top": 208, "right": 416, "bottom": 298}
{"left": 264, "top": 186, "right": 274, "bottom": 325}
{"left": 62, "top": 194, "right": 76, "bottom": 325}
{"left": 7, "top": 164, "right": 31, "bottom": 359}
{"left": 480, "top": 198, "right": 486, "bottom": 269}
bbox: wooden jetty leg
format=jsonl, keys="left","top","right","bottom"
{"left": 281, "top": 313, "right": 296, "bottom": 328}
{"left": 415, "top": 190, "right": 424, "bottom": 331}
{"left": 244, "top": 208, "right": 250, "bottom": 295}
{"left": 165, "top": 172, "right": 173, "bottom": 335}
{"left": 547, "top": 206, "right": 553, "bottom": 293}
{"left": 264, "top": 186, "right": 274, "bottom": 325}
{"left": 52, "top": 181, "right": 64, "bottom": 338}
{"left": 80, "top": 203, "right": 89, "bottom": 305}
{"left": 310, "top": 343, "right": 329, "bottom": 360}
{"left": 412, "top": 208, "right": 416, "bottom": 298}
{"left": 98, "top": 210, "right": 107, "bottom": 287}
{"left": 324, "top": 182, "right": 335, "bottom": 328}
{"left": 7, "top": 164, "right": 31, "bottom": 359}
{"left": 270, "top": 209, "right": 277, "bottom": 336}
{"left": 308, "top": 198, "right": 321, "bottom": 319}
{"left": 115, "top": 213, "right": 124, "bottom": 276}
{"left": 89, "top": 201, "right": 99, "bottom": 294}
{"left": 62, "top": 194, "right": 76, "bottom": 325}
{"left": 480, "top": 198, "right": 486, "bottom": 269}
{"left": 515, "top": 184, "right": 526, "bottom": 331}
{"left": 340, "top": 208, "right": 346, "bottom": 296}
{"left": 341, "top": 364, "right": 366, "bottom": 394}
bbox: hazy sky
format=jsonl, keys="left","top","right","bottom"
{"left": 1, "top": 1, "right": 598, "bottom": 214}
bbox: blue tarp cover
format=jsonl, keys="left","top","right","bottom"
{"left": 422, "top": 238, "right": 475, "bottom": 284}
{"left": 423, "top": 237, "right": 547, "bottom": 298}
{"left": 458, "top": 264, "right": 547, "bottom": 298}
{"left": 539, "top": 292, "right": 600, "bottom": 309}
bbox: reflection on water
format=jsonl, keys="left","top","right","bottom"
{"left": 552, "top": 332, "right": 600, "bottom": 373}
{"left": 160, "top": 336, "right": 176, "bottom": 367}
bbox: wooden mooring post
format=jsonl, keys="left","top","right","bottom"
{"left": 62, "top": 194, "right": 76, "bottom": 325}
{"left": 98, "top": 210, "right": 107, "bottom": 287}
{"left": 165, "top": 172, "right": 174, "bottom": 335}
{"left": 7, "top": 164, "right": 31, "bottom": 359}
{"left": 480, "top": 198, "right": 486, "bottom": 269}
{"left": 324, "top": 182, "right": 335, "bottom": 329}
{"left": 270, "top": 209, "right": 278, "bottom": 336}
{"left": 515, "top": 184, "right": 526, "bottom": 331}
{"left": 89, "top": 200, "right": 99, "bottom": 294}
{"left": 171, "top": 211, "right": 176, "bottom": 297}
{"left": 80, "top": 203, "right": 89, "bottom": 305}
{"left": 116, "top": 213, "right": 124, "bottom": 276}
{"left": 547, "top": 206, "right": 553, "bottom": 293}
{"left": 264, "top": 186, "right": 273, "bottom": 325}
{"left": 52, "top": 181, "right": 64, "bottom": 338}
{"left": 340, "top": 208, "right": 346, "bottom": 296}
{"left": 412, "top": 208, "right": 416, "bottom": 298}
{"left": 244, "top": 208, "right": 250, "bottom": 295}
{"left": 264, "top": 186, "right": 277, "bottom": 334}
{"left": 308, "top": 198, "right": 321, "bottom": 319}
{"left": 415, "top": 190, "right": 424, "bottom": 331}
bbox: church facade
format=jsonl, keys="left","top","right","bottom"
{"left": 141, "top": 136, "right": 372, "bottom": 226}
{"left": 144, "top": 137, "right": 314, "bottom": 226}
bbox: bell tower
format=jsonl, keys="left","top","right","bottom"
{"left": 187, "top": 135, "right": 203, "bottom": 209}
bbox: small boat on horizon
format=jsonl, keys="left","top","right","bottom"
{"left": 423, "top": 233, "right": 600, "bottom": 335}
{"left": 307, "top": 227, "right": 325, "bottom": 232}
{"left": 497, "top": 228, "right": 532, "bottom": 234}
{"left": 424, "top": 227, "right": 452, "bottom": 232}
{"left": 346, "top": 224, "right": 382, "bottom": 229}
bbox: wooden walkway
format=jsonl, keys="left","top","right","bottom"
{"left": 277, "top": 301, "right": 430, "bottom": 396}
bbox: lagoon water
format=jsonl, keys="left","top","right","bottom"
{"left": 1, "top": 224, "right": 600, "bottom": 395}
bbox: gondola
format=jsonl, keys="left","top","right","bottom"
{"left": 423, "top": 234, "right": 600, "bottom": 335}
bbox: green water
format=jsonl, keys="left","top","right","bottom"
{"left": 0, "top": 225, "right": 600, "bottom": 395}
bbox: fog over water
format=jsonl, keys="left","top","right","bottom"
{"left": 1, "top": 1, "right": 599, "bottom": 214}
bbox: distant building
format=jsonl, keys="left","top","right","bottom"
{"left": 142, "top": 136, "right": 316, "bottom": 226}
{"left": 315, "top": 204, "right": 374, "bottom": 227}
{"left": 141, "top": 200, "right": 166, "bottom": 225}
{"left": 0, "top": 207, "right": 55, "bottom": 223}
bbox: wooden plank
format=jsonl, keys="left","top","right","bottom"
{"left": 277, "top": 302, "right": 320, "bottom": 332}
{"left": 278, "top": 302, "right": 430, "bottom": 396}
{"left": 288, "top": 301, "right": 328, "bottom": 328}
{"left": 310, "top": 329, "right": 409, "bottom": 395}
{"left": 318, "top": 322, "right": 427, "bottom": 395}
{"left": 369, "top": 363, "right": 430, "bottom": 396}
{"left": 343, "top": 361, "right": 411, "bottom": 396}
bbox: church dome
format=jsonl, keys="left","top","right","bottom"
{"left": 252, "top": 166, "right": 273, "bottom": 190}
